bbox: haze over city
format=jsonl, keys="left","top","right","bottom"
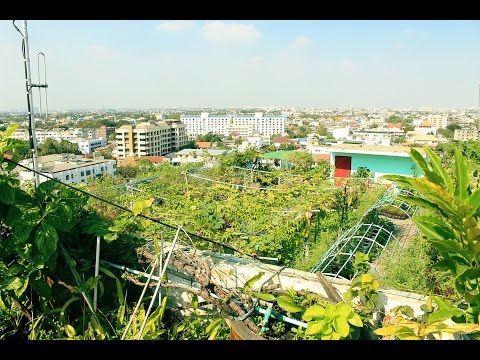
{"left": 1, "top": 20, "right": 480, "bottom": 111}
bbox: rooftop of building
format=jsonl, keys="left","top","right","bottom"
{"left": 330, "top": 143, "right": 427, "bottom": 157}
{"left": 20, "top": 153, "right": 115, "bottom": 173}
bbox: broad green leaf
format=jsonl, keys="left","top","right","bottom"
{"left": 454, "top": 148, "right": 469, "bottom": 200}
{"left": 65, "top": 324, "right": 76, "bottom": 338}
{"left": 7, "top": 264, "right": 24, "bottom": 276}
{"left": 4, "top": 206, "right": 22, "bottom": 227}
{"left": 333, "top": 317, "right": 350, "bottom": 338}
{"left": 35, "top": 223, "right": 58, "bottom": 256}
{"left": 0, "top": 276, "right": 23, "bottom": 291}
{"left": 409, "top": 148, "right": 431, "bottom": 177}
{"left": 302, "top": 305, "right": 325, "bottom": 321}
{"left": 305, "top": 320, "right": 325, "bottom": 335}
{"left": 206, "top": 318, "right": 223, "bottom": 339}
{"left": 335, "top": 303, "right": 353, "bottom": 318}
{"left": 44, "top": 203, "right": 74, "bottom": 232}
{"left": 347, "top": 313, "right": 363, "bottom": 327}
{"left": 30, "top": 279, "right": 52, "bottom": 299}
{"left": 132, "top": 198, "right": 154, "bottom": 216}
{"left": 251, "top": 292, "right": 276, "bottom": 302}
{"left": 361, "top": 274, "right": 374, "bottom": 283}
{"left": 428, "top": 309, "right": 461, "bottom": 324}
{"left": 423, "top": 147, "right": 453, "bottom": 193}
{"left": 243, "top": 272, "right": 264, "bottom": 291}
{"left": 13, "top": 222, "right": 35, "bottom": 244}
{"left": 99, "top": 266, "right": 124, "bottom": 304}
{"left": 276, "top": 295, "right": 304, "bottom": 313}
{"left": 4, "top": 123, "right": 20, "bottom": 137}
{"left": 467, "top": 188, "right": 480, "bottom": 216}
{"left": 0, "top": 180, "right": 15, "bottom": 205}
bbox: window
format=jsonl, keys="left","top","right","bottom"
{"left": 66, "top": 175, "right": 70, "bottom": 180}
{"left": 86, "top": 170, "right": 91, "bottom": 176}
{"left": 81, "top": 171, "right": 84, "bottom": 177}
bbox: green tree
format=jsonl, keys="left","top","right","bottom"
{"left": 38, "top": 138, "right": 81, "bottom": 156}
{"left": 285, "top": 151, "right": 314, "bottom": 173}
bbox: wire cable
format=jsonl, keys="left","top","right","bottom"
{"left": 5, "top": 157, "right": 252, "bottom": 259}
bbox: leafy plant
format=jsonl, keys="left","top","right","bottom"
{"left": 382, "top": 147, "right": 480, "bottom": 318}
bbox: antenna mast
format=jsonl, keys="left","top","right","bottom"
{"left": 13, "top": 20, "right": 48, "bottom": 187}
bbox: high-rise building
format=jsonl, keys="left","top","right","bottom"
{"left": 114, "top": 121, "right": 187, "bottom": 159}
{"left": 180, "top": 112, "right": 285, "bottom": 139}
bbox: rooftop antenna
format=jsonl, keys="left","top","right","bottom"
{"left": 37, "top": 52, "right": 49, "bottom": 119}
{"left": 13, "top": 20, "right": 48, "bottom": 188}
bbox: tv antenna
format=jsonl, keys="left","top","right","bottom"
{"left": 13, "top": 20, "right": 49, "bottom": 188}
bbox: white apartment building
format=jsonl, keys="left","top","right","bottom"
{"left": 77, "top": 138, "right": 107, "bottom": 154}
{"left": 10, "top": 128, "right": 85, "bottom": 143}
{"left": 180, "top": 112, "right": 285, "bottom": 139}
{"left": 16, "top": 154, "right": 116, "bottom": 185}
{"left": 351, "top": 128, "right": 404, "bottom": 145}
{"left": 115, "top": 121, "right": 187, "bottom": 159}
{"left": 454, "top": 127, "right": 478, "bottom": 141}
{"left": 239, "top": 136, "right": 269, "bottom": 150}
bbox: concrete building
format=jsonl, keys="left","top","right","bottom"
{"left": 180, "top": 112, "right": 285, "bottom": 139}
{"left": 405, "top": 132, "right": 447, "bottom": 148}
{"left": 454, "top": 127, "right": 478, "bottom": 141}
{"left": 329, "top": 144, "right": 426, "bottom": 181}
{"left": 17, "top": 153, "right": 116, "bottom": 184}
{"left": 427, "top": 114, "right": 448, "bottom": 129}
{"left": 351, "top": 128, "right": 404, "bottom": 146}
{"left": 171, "top": 148, "right": 231, "bottom": 165}
{"left": 96, "top": 126, "right": 116, "bottom": 140}
{"left": 10, "top": 128, "right": 84, "bottom": 143}
{"left": 115, "top": 121, "right": 187, "bottom": 159}
{"left": 78, "top": 138, "right": 107, "bottom": 154}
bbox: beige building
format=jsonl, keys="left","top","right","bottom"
{"left": 454, "top": 127, "right": 478, "bottom": 141}
{"left": 426, "top": 114, "right": 448, "bottom": 129}
{"left": 115, "top": 121, "right": 187, "bottom": 159}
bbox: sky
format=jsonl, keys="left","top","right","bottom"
{"left": 1, "top": 20, "right": 480, "bottom": 111}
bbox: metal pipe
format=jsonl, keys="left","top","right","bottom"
{"left": 138, "top": 227, "right": 181, "bottom": 339}
{"left": 21, "top": 20, "right": 40, "bottom": 187}
{"left": 120, "top": 258, "right": 158, "bottom": 340}
{"left": 254, "top": 306, "right": 307, "bottom": 328}
{"left": 260, "top": 304, "right": 273, "bottom": 333}
{"left": 93, "top": 236, "right": 101, "bottom": 312}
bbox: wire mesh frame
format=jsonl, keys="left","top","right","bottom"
{"left": 372, "top": 184, "right": 419, "bottom": 218}
{"left": 310, "top": 222, "right": 400, "bottom": 280}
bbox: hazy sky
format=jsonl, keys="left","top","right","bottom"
{"left": 1, "top": 20, "right": 480, "bottom": 111}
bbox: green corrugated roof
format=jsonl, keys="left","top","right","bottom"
{"left": 262, "top": 150, "right": 295, "bottom": 160}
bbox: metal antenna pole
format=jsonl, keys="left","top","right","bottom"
{"left": 21, "top": 20, "right": 40, "bottom": 187}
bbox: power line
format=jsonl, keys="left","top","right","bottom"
{"left": 5, "top": 157, "right": 252, "bottom": 258}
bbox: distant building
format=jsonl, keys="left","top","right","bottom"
{"left": 180, "top": 112, "right": 285, "bottom": 139}
{"left": 427, "top": 114, "right": 448, "bottom": 129}
{"left": 16, "top": 153, "right": 116, "bottom": 184}
{"left": 78, "top": 138, "right": 106, "bottom": 154}
{"left": 272, "top": 136, "right": 298, "bottom": 148}
{"left": 171, "top": 148, "right": 231, "bottom": 165}
{"left": 351, "top": 128, "right": 404, "bottom": 146}
{"left": 96, "top": 126, "right": 116, "bottom": 140}
{"left": 405, "top": 132, "right": 447, "bottom": 148}
{"left": 454, "top": 127, "right": 478, "bottom": 141}
{"left": 114, "top": 121, "right": 187, "bottom": 159}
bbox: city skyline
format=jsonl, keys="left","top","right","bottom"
{"left": 1, "top": 20, "right": 480, "bottom": 111}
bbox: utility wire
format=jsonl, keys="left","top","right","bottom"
{"left": 4, "top": 157, "right": 252, "bottom": 258}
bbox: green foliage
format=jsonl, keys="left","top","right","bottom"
{"left": 382, "top": 146, "right": 480, "bottom": 320}
{"left": 37, "top": 138, "right": 81, "bottom": 156}
{"left": 375, "top": 296, "right": 480, "bottom": 340}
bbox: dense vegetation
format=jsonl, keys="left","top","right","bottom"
{"left": 3, "top": 121, "right": 480, "bottom": 340}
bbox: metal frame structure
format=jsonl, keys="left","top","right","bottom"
{"left": 309, "top": 183, "right": 417, "bottom": 280}
{"left": 310, "top": 222, "right": 400, "bottom": 280}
